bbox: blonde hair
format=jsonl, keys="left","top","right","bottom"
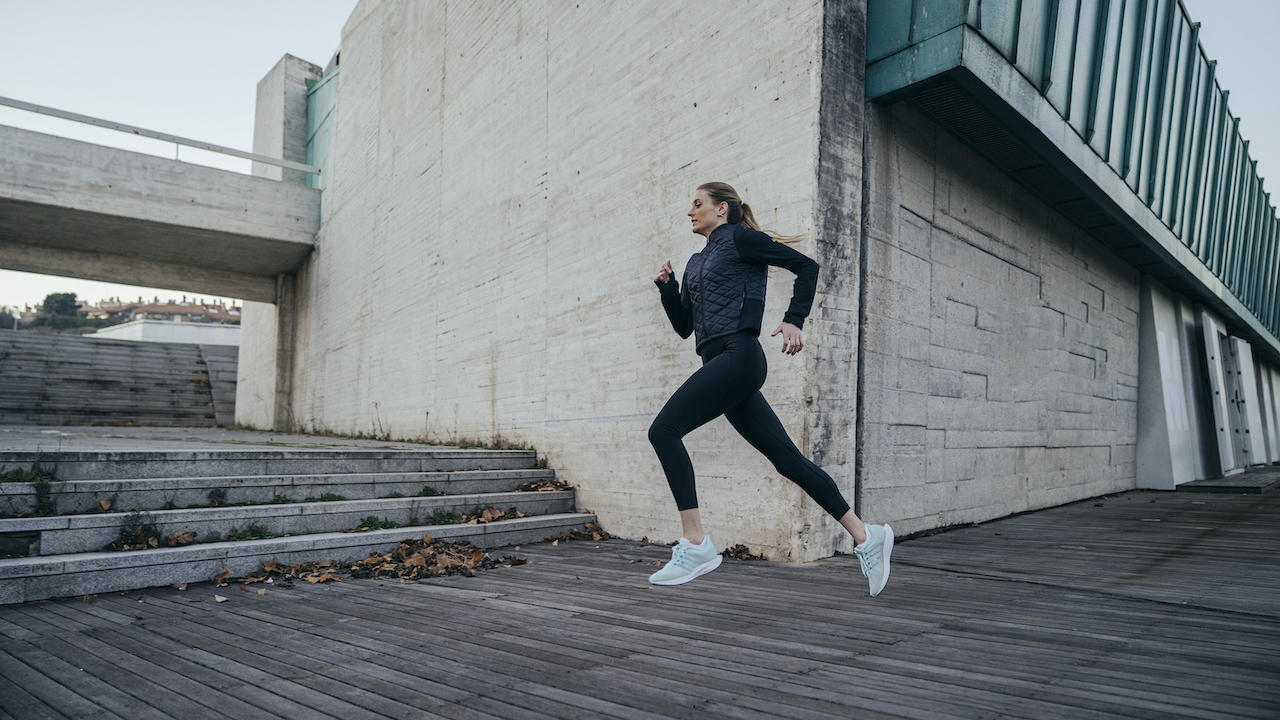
{"left": 697, "top": 181, "right": 803, "bottom": 244}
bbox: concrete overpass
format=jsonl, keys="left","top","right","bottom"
{"left": 0, "top": 111, "right": 319, "bottom": 303}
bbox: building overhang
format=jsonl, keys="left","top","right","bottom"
{"left": 867, "top": 21, "right": 1280, "bottom": 362}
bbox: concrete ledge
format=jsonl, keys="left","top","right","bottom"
{"left": 0, "top": 468, "right": 558, "bottom": 515}
{"left": 1, "top": 490, "right": 574, "bottom": 555}
{"left": 0, "top": 513, "right": 595, "bottom": 604}
{"left": 0, "top": 449, "right": 538, "bottom": 480}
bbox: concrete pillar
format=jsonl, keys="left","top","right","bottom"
{"left": 1136, "top": 278, "right": 1196, "bottom": 488}
{"left": 252, "top": 54, "right": 320, "bottom": 184}
{"left": 235, "top": 55, "right": 319, "bottom": 430}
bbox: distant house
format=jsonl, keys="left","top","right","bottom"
{"left": 79, "top": 297, "right": 242, "bottom": 325}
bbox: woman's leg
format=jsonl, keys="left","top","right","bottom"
{"left": 722, "top": 391, "right": 869, "bottom": 544}
{"left": 648, "top": 351, "right": 760, "bottom": 542}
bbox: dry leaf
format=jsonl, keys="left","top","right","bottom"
{"left": 213, "top": 568, "right": 231, "bottom": 586}
{"left": 99, "top": 499, "right": 112, "bottom": 511}
{"left": 261, "top": 557, "right": 279, "bottom": 574}
{"left": 166, "top": 530, "right": 197, "bottom": 547}
{"left": 552, "top": 539, "right": 558, "bottom": 547}
{"left": 214, "top": 595, "right": 228, "bottom": 603}
{"left": 174, "top": 583, "right": 188, "bottom": 591}
{"left": 257, "top": 589, "right": 266, "bottom": 596}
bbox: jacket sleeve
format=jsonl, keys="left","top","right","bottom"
{"left": 734, "top": 227, "right": 818, "bottom": 329}
{"left": 655, "top": 272, "right": 693, "bottom": 339}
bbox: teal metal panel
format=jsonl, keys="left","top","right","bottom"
{"left": 1086, "top": 0, "right": 1122, "bottom": 149}
{"left": 913, "top": 0, "right": 969, "bottom": 42}
{"left": 1045, "top": 0, "right": 1079, "bottom": 117}
{"left": 866, "top": 0, "right": 1280, "bottom": 344}
{"left": 867, "top": 0, "right": 915, "bottom": 62}
{"left": 1014, "top": 0, "right": 1055, "bottom": 87}
{"left": 976, "top": 0, "right": 1023, "bottom": 59}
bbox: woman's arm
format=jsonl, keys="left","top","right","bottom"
{"left": 733, "top": 227, "right": 818, "bottom": 328}
{"left": 655, "top": 274, "right": 693, "bottom": 339}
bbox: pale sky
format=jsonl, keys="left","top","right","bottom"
{"left": 0, "top": 0, "right": 357, "bottom": 311}
{"left": 0, "top": 1, "right": 1275, "bottom": 312}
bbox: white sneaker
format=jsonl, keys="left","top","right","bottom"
{"left": 648, "top": 537, "right": 723, "bottom": 586}
{"left": 854, "top": 524, "right": 894, "bottom": 597}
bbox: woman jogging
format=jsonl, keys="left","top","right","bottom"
{"left": 648, "top": 181, "right": 893, "bottom": 596}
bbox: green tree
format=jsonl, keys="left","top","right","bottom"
{"left": 42, "top": 292, "right": 78, "bottom": 316}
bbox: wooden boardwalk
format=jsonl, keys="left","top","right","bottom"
{"left": 1, "top": 488, "right": 1277, "bottom": 719}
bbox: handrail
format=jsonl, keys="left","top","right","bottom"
{"left": 0, "top": 95, "right": 321, "bottom": 176}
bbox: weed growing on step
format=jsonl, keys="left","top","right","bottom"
{"left": 387, "top": 492, "right": 406, "bottom": 498}
{"left": 429, "top": 509, "right": 464, "bottom": 525}
{"left": 417, "top": 485, "right": 442, "bottom": 497}
{"left": 104, "top": 511, "right": 162, "bottom": 551}
{"left": 0, "top": 465, "right": 55, "bottom": 484}
{"left": 0, "top": 463, "right": 57, "bottom": 517}
{"left": 226, "top": 524, "right": 274, "bottom": 541}
{"left": 353, "top": 516, "right": 400, "bottom": 531}
{"left": 267, "top": 494, "right": 296, "bottom": 504}
{"left": 303, "top": 493, "right": 347, "bottom": 503}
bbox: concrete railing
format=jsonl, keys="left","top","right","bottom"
{"left": 0, "top": 95, "right": 321, "bottom": 178}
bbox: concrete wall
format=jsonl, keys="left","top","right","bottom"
{"left": 242, "top": 0, "right": 837, "bottom": 559}
{"left": 860, "top": 101, "right": 1142, "bottom": 534}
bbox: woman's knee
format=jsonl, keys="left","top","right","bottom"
{"left": 648, "top": 419, "right": 675, "bottom": 447}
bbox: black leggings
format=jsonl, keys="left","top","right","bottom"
{"left": 647, "top": 330, "right": 852, "bottom": 520}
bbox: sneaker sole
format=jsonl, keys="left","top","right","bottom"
{"left": 649, "top": 554, "right": 723, "bottom": 586}
{"left": 871, "top": 525, "right": 894, "bottom": 597}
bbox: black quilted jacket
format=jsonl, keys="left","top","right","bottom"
{"left": 655, "top": 223, "right": 819, "bottom": 355}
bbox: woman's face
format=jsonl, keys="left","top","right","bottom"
{"left": 688, "top": 189, "right": 726, "bottom": 237}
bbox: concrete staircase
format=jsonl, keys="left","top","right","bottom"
{"left": 0, "top": 329, "right": 237, "bottom": 427}
{"left": 0, "top": 447, "right": 594, "bottom": 604}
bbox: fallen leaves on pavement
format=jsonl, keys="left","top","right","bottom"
{"left": 720, "top": 544, "right": 765, "bottom": 560}
{"left": 216, "top": 533, "right": 529, "bottom": 588}
{"left": 515, "top": 478, "right": 571, "bottom": 492}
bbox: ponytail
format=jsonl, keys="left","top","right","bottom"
{"left": 698, "top": 182, "right": 803, "bottom": 245}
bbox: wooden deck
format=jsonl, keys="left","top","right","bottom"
{"left": 1, "top": 488, "right": 1277, "bottom": 719}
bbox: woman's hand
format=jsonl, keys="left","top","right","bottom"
{"left": 771, "top": 322, "right": 804, "bottom": 355}
{"left": 654, "top": 260, "right": 675, "bottom": 284}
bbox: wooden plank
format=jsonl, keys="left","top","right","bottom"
{"left": 113, "top": 618, "right": 449, "bottom": 720}
{"left": 0, "top": 670, "right": 64, "bottom": 720}
{"left": 114, "top": 596, "right": 505, "bottom": 720}
{"left": 48, "top": 626, "right": 276, "bottom": 719}
{"left": 0, "top": 643, "right": 124, "bottom": 719}
{"left": 5, "top": 635, "right": 185, "bottom": 720}
{"left": 90, "top": 623, "right": 338, "bottom": 719}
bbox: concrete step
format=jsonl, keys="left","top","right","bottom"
{"left": 0, "top": 449, "right": 539, "bottom": 480}
{"left": 0, "top": 467, "right": 559, "bottom": 514}
{"left": 0, "top": 512, "right": 594, "bottom": 604}
{"left": 1, "top": 490, "right": 574, "bottom": 555}
{"left": 0, "top": 341, "right": 205, "bottom": 355}
{"left": 0, "top": 412, "right": 216, "bottom": 423}
{"left": 0, "top": 362, "right": 210, "bottom": 377}
{"left": 0, "top": 397, "right": 214, "bottom": 411}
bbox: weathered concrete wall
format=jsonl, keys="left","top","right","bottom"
{"left": 243, "top": 0, "right": 836, "bottom": 559}
{"left": 860, "top": 101, "right": 1141, "bottom": 534}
